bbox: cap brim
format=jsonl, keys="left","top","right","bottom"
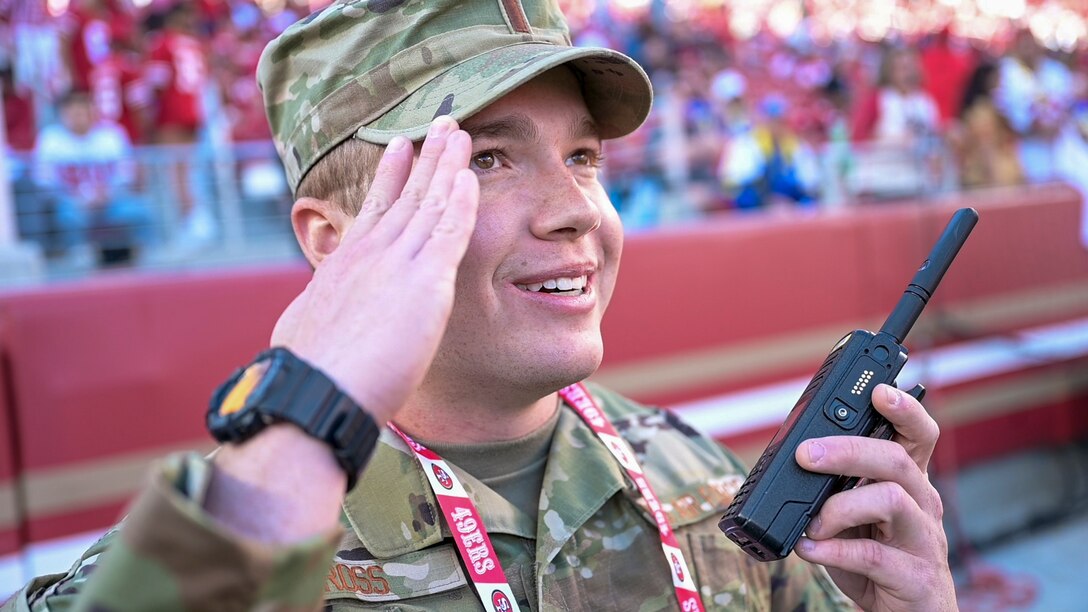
{"left": 355, "top": 43, "right": 652, "bottom": 144}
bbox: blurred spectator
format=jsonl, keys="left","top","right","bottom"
{"left": 952, "top": 61, "right": 1023, "bottom": 189}
{"left": 850, "top": 46, "right": 944, "bottom": 198}
{"left": 145, "top": 2, "right": 216, "bottom": 246}
{"left": 58, "top": 0, "right": 134, "bottom": 92}
{"left": 31, "top": 90, "right": 150, "bottom": 265}
{"left": 994, "top": 28, "right": 1074, "bottom": 183}
{"left": 820, "top": 74, "right": 856, "bottom": 206}
{"left": 920, "top": 27, "right": 977, "bottom": 129}
{"left": 1052, "top": 64, "right": 1088, "bottom": 247}
{"left": 676, "top": 60, "right": 728, "bottom": 213}
{"left": 210, "top": 1, "right": 270, "bottom": 143}
{"left": 710, "top": 68, "right": 751, "bottom": 137}
{"left": 721, "top": 94, "right": 819, "bottom": 211}
{"left": 2, "top": 66, "right": 35, "bottom": 151}
{"left": 195, "top": 0, "right": 231, "bottom": 37}
{"left": 88, "top": 22, "right": 152, "bottom": 144}
{"left": 604, "top": 96, "right": 668, "bottom": 230}
{"left": 870, "top": 46, "right": 941, "bottom": 143}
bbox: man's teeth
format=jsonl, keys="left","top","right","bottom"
{"left": 516, "top": 275, "right": 587, "bottom": 294}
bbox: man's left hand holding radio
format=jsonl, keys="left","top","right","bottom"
{"left": 793, "top": 383, "right": 956, "bottom": 612}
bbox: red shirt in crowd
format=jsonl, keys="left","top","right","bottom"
{"left": 210, "top": 24, "right": 270, "bottom": 142}
{"left": 3, "top": 83, "right": 36, "bottom": 151}
{"left": 89, "top": 51, "right": 152, "bottom": 144}
{"left": 920, "top": 36, "right": 976, "bottom": 127}
{"left": 61, "top": 1, "right": 136, "bottom": 91}
{"left": 146, "top": 30, "right": 207, "bottom": 132}
{"left": 64, "top": 10, "right": 110, "bottom": 90}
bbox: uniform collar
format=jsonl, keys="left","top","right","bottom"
{"left": 535, "top": 407, "right": 627, "bottom": 568}
{"left": 341, "top": 407, "right": 631, "bottom": 561}
{"left": 341, "top": 387, "right": 747, "bottom": 565}
{"left": 341, "top": 429, "right": 444, "bottom": 557}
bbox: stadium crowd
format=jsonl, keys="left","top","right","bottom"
{"left": 3, "top": 0, "right": 1088, "bottom": 266}
{"left": 580, "top": 5, "right": 1088, "bottom": 227}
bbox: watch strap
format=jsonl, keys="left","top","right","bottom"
{"left": 208, "top": 348, "right": 380, "bottom": 490}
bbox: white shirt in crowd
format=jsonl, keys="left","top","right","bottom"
{"left": 874, "top": 88, "right": 939, "bottom": 142}
{"left": 33, "top": 121, "right": 135, "bottom": 202}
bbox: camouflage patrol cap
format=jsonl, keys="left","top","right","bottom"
{"left": 257, "top": 0, "right": 653, "bottom": 194}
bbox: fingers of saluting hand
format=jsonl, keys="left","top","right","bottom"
{"left": 330, "top": 117, "right": 478, "bottom": 273}
{"left": 350, "top": 135, "right": 415, "bottom": 238}
{"left": 366, "top": 116, "right": 462, "bottom": 249}
{"left": 397, "top": 129, "right": 476, "bottom": 259}
{"left": 413, "top": 167, "right": 478, "bottom": 268}
{"left": 871, "top": 383, "right": 940, "bottom": 474}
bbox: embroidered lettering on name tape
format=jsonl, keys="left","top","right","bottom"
{"left": 324, "top": 561, "right": 393, "bottom": 601}
{"left": 324, "top": 554, "right": 469, "bottom": 602}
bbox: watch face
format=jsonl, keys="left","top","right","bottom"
{"left": 219, "top": 360, "right": 270, "bottom": 416}
{"left": 205, "top": 348, "right": 379, "bottom": 488}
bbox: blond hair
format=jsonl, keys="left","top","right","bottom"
{"left": 295, "top": 138, "right": 386, "bottom": 215}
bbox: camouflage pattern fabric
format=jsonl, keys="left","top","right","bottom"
{"left": 5, "top": 384, "right": 857, "bottom": 611}
{"left": 5, "top": 454, "right": 339, "bottom": 612}
{"left": 257, "top": 0, "right": 653, "bottom": 193}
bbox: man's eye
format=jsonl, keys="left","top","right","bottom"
{"left": 568, "top": 150, "right": 604, "bottom": 167}
{"left": 471, "top": 152, "right": 498, "bottom": 170}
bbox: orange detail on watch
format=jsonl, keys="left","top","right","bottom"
{"left": 219, "top": 362, "right": 268, "bottom": 415}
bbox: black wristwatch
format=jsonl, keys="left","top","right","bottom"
{"left": 206, "top": 347, "right": 379, "bottom": 491}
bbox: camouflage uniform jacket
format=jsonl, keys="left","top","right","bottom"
{"left": 7, "top": 384, "right": 856, "bottom": 611}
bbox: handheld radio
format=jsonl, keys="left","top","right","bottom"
{"left": 718, "top": 207, "right": 978, "bottom": 562}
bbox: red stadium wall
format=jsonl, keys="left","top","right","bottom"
{"left": 596, "top": 184, "right": 1088, "bottom": 471}
{"left": 0, "top": 266, "right": 308, "bottom": 548}
{"left": 601, "top": 184, "right": 1088, "bottom": 402}
{"left": 0, "top": 183, "right": 1085, "bottom": 560}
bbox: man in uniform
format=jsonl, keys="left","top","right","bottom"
{"left": 5, "top": 1, "right": 956, "bottom": 610}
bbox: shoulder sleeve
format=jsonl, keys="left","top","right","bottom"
{"left": 1, "top": 529, "right": 119, "bottom": 612}
{"left": 584, "top": 384, "right": 857, "bottom": 610}
{"left": 587, "top": 383, "right": 749, "bottom": 476}
{"left": 5, "top": 453, "right": 340, "bottom": 612}
{"left": 585, "top": 382, "right": 750, "bottom": 527}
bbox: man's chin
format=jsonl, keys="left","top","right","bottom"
{"left": 534, "top": 353, "right": 603, "bottom": 397}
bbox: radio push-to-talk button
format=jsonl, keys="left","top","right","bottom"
{"left": 825, "top": 399, "right": 861, "bottom": 430}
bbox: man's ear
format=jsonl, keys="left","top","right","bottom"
{"left": 291, "top": 197, "right": 353, "bottom": 268}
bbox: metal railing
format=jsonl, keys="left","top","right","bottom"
{"left": 8, "top": 140, "right": 299, "bottom": 280}
{"left": 5, "top": 131, "right": 963, "bottom": 282}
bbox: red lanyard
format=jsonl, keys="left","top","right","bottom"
{"left": 389, "top": 382, "right": 704, "bottom": 612}
{"left": 388, "top": 421, "right": 520, "bottom": 612}
{"left": 559, "top": 383, "right": 705, "bottom": 612}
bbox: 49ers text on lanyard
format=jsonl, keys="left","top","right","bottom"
{"left": 388, "top": 422, "right": 520, "bottom": 612}
{"left": 390, "top": 382, "right": 705, "bottom": 612}
{"left": 559, "top": 383, "right": 705, "bottom": 612}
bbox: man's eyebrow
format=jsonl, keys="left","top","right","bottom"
{"left": 570, "top": 116, "right": 601, "bottom": 142}
{"left": 461, "top": 114, "right": 540, "bottom": 143}
{"left": 460, "top": 113, "right": 601, "bottom": 143}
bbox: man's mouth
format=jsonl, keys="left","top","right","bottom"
{"left": 514, "top": 275, "right": 588, "bottom": 296}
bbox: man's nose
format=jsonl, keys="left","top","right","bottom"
{"left": 528, "top": 165, "right": 602, "bottom": 241}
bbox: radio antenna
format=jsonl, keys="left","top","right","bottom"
{"left": 880, "top": 208, "right": 979, "bottom": 344}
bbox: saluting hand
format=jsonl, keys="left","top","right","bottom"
{"left": 271, "top": 116, "right": 478, "bottom": 425}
